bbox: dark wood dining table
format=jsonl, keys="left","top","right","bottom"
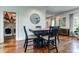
{"left": 29, "top": 28, "right": 50, "bottom": 48}
{"left": 29, "top": 28, "right": 49, "bottom": 36}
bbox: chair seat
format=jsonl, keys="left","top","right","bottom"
{"left": 28, "top": 35, "right": 37, "bottom": 39}
{"left": 42, "top": 36, "right": 59, "bottom": 48}
{"left": 42, "top": 35, "right": 55, "bottom": 40}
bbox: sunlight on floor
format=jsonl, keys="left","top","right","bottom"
{"left": 72, "top": 41, "right": 79, "bottom": 53}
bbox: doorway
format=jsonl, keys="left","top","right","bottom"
{"left": 3, "top": 11, "right": 16, "bottom": 43}
{"left": 46, "top": 16, "right": 55, "bottom": 28}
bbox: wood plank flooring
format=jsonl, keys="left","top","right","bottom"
{"left": 0, "top": 36, "right": 79, "bottom": 53}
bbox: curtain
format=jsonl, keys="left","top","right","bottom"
{"left": 69, "top": 14, "right": 74, "bottom": 36}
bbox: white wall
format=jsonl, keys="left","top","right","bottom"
{"left": 0, "top": 6, "right": 46, "bottom": 43}
{"left": 17, "top": 7, "right": 46, "bottom": 40}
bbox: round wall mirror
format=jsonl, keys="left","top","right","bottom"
{"left": 30, "top": 13, "right": 40, "bottom": 24}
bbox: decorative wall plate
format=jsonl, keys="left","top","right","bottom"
{"left": 30, "top": 13, "right": 40, "bottom": 24}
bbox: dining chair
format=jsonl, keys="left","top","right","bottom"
{"left": 23, "top": 26, "right": 37, "bottom": 52}
{"left": 42, "top": 26, "right": 59, "bottom": 53}
{"left": 48, "top": 26, "right": 59, "bottom": 53}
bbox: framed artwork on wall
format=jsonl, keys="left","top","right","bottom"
{"left": 59, "top": 17, "right": 66, "bottom": 27}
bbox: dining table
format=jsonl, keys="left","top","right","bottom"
{"left": 29, "top": 28, "right": 50, "bottom": 48}
{"left": 29, "top": 28, "right": 49, "bottom": 36}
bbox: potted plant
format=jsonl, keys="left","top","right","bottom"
{"left": 74, "top": 26, "right": 79, "bottom": 35}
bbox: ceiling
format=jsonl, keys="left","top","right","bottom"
{"left": 46, "top": 6, "right": 79, "bottom": 15}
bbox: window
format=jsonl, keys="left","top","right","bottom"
{"left": 59, "top": 17, "right": 66, "bottom": 27}
{"left": 73, "top": 15, "right": 79, "bottom": 32}
{"left": 52, "top": 19, "right": 55, "bottom": 26}
{"left": 46, "top": 17, "right": 55, "bottom": 28}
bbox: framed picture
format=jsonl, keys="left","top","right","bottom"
{"left": 59, "top": 17, "right": 66, "bottom": 27}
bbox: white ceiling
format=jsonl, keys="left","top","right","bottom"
{"left": 46, "top": 6, "right": 79, "bottom": 15}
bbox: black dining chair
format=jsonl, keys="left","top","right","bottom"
{"left": 47, "top": 26, "right": 59, "bottom": 53}
{"left": 23, "top": 26, "right": 36, "bottom": 52}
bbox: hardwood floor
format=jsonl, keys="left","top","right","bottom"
{"left": 0, "top": 36, "right": 79, "bottom": 53}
